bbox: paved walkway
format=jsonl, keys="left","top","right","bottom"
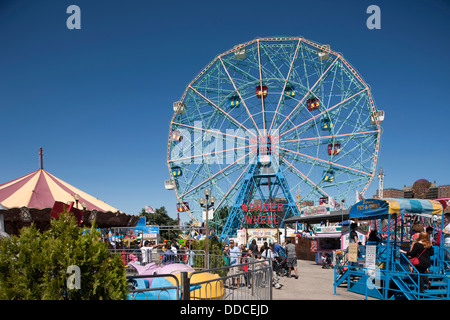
{"left": 272, "top": 259, "right": 377, "bottom": 300}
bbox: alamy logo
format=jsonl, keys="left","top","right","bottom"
{"left": 66, "top": 265, "right": 81, "bottom": 290}
{"left": 170, "top": 121, "right": 280, "bottom": 165}
{"left": 66, "top": 5, "right": 81, "bottom": 30}
{"left": 366, "top": 5, "right": 381, "bottom": 30}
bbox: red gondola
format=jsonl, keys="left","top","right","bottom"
{"left": 177, "top": 202, "right": 189, "bottom": 212}
{"left": 328, "top": 143, "right": 341, "bottom": 156}
{"left": 307, "top": 98, "right": 320, "bottom": 111}
{"left": 256, "top": 86, "right": 268, "bottom": 99}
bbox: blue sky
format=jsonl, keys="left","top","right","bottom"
{"left": 0, "top": 0, "right": 449, "bottom": 222}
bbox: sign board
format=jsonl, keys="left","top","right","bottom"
{"left": 366, "top": 245, "right": 377, "bottom": 276}
{"left": 310, "top": 240, "right": 317, "bottom": 252}
{"left": 301, "top": 205, "right": 329, "bottom": 217}
{"left": 347, "top": 243, "right": 358, "bottom": 262}
{"left": 350, "top": 199, "right": 389, "bottom": 219}
{"left": 242, "top": 202, "right": 284, "bottom": 213}
{"left": 316, "top": 225, "right": 342, "bottom": 233}
{"left": 202, "top": 208, "right": 214, "bottom": 222}
{"left": 342, "top": 230, "right": 365, "bottom": 250}
{"left": 244, "top": 214, "right": 279, "bottom": 226}
{"left": 236, "top": 228, "right": 246, "bottom": 246}
{"left": 246, "top": 228, "right": 278, "bottom": 248}
{"left": 142, "top": 233, "right": 158, "bottom": 239}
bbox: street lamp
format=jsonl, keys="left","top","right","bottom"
{"left": 199, "top": 188, "right": 215, "bottom": 269}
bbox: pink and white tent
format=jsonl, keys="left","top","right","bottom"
{"left": 0, "top": 169, "right": 120, "bottom": 212}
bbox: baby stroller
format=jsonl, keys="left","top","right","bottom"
{"left": 321, "top": 253, "right": 333, "bottom": 269}
{"left": 273, "top": 255, "right": 288, "bottom": 276}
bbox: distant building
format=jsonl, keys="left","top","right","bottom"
{"left": 375, "top": 188, "right": 404, "bottom": 199}
{"left": 373, "top": 180, "right": 450, "bottom": 213}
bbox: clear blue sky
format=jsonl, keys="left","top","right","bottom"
{"left": 1, "top": 0, "right": 449, "bottom": 222}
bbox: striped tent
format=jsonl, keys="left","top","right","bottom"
{"left": 350, "top": 198, "right": 443, "bottom": 220}
{"left": 0, "top": 169, "right": 120, "bottom": 212}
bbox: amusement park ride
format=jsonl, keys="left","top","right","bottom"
{"left": 165, "top": 37, "right": 384, "bottom": 241}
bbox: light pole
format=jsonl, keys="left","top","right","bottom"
{"left": 199, "top": 188, "right": 215, "bottom": 269}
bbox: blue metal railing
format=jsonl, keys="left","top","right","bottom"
{"left": 334, "top": 243, "right": 450, "bottom": 300}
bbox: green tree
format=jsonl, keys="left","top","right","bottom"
{"left": 210, "top": 205, "right": 230, "bottom": 235}
{"left": 190, "top": 235, "right": 227, "bottom": 276}
{"left": 0, "top": 212, "right": 128, "bottom": 300}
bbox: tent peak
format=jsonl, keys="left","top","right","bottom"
{"left": 39, "top": 147, "right": 44, "bottom": 170}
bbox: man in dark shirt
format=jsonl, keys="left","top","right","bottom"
{"left": 161, "top": 244, "right": 176, "bottom": 264}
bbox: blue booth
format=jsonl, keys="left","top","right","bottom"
{"left": 334, "top": 198, "right": 449, "bottom": 300}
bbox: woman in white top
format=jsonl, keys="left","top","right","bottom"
{"left": 261, "top": 242, "right": 282, "bottom": 289}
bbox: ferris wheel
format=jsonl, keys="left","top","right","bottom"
{"left": 166, "top": 37, "right": 383, "bottom": 230}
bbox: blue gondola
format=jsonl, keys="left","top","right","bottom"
{"left": 321, "top": 117, "right": 333, "bottom": 130}
{"left": 228, "top": 95, "right": 240, "bottom": 108}
{"left": 172, "top": 167, "right": 182, "bottom": 177}
{"left": 323, "top": 170, "right": 335, "bottom": 182}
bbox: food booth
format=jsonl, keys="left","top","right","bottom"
{"left": 284, "top": 208, "right": 365, "bottom": 265}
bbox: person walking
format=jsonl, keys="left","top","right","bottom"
{"left": 263, "top": 243, "right": 282, "bottom": 289}
{"left": 285, "top": 239, "right": 298, "bottom": 279}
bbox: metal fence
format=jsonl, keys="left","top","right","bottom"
{"left": 125, "top": 253, "right": 273, "bottom": 300}
{"left": 111, "top": 248, "right": 213, "bottom": 273}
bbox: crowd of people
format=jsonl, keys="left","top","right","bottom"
{"left": 117, "top": 235, "right": 301, "bottom": 291}
{"left": 356, "top": 213, "right": 450, "bottom": 294}
{"left": 397, "top": 213, "right": 450, "bottom": 293}
{"left": 120, "top": 239, "right": 196, "bottom": 267}
{"left": 221, "top": 238, "right": 301, "bottom": 290}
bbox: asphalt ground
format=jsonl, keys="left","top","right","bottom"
{"left": 272, "top": 259, "right": 377, "bottom": 300}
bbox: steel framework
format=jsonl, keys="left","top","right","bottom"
{"left": 167, "top": 37, "right": 382, "bottom": 234}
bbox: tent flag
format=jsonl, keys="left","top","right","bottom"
{"left": 145, "top": 205, "right": 155, "bottom": 214}
{"left": 328, "top": 196, "right": 341, "bottom": 210}
{"left": 350, "top": 198, "right": 443, "bottom": 220}
{"left": 356, "top": 190, "right": 365, "bottom": 202}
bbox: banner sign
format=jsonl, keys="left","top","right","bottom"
{"left": 301, "top": 205, "right": 329, "bottom": 217}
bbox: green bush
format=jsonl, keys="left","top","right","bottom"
{"left": 0, "top": 212, "right": 128, "bottom": 300}
{"left": 189, "top": 236, "right": 228, "bottom": 276}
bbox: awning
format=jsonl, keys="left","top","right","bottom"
{"left": 284, "top": 209, "right": 349, "bottom": 225}
{"left": 349, "top": 198, "right": 443, "bottom": 220}
{"left": 433, "top": 198, "right": 450, "bottom": 210}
